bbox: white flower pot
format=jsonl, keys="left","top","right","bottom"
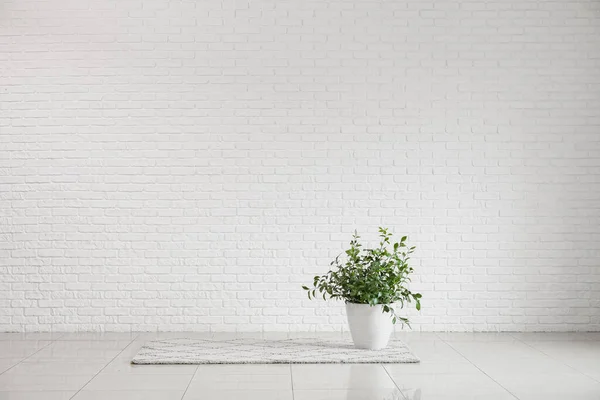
{"left": 345, "top": 302, "right": 394, "bottom": 350}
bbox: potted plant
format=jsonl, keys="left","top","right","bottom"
{"left": 303, "top": 227, "right": 422, "bottom": 350}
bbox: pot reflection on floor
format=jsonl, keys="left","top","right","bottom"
{"left": 344, "top": 388, "right": 406, "bottom": 400}
{"left": 340, "top": 366, "right": 405, "bottom": 400}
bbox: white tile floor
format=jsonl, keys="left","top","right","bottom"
{"left": 0, "top": 332, "right": 599, "bottom": 400}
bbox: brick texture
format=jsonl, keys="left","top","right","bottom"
{"left": 1, "top": 0, "right": 600, "bottom": 332}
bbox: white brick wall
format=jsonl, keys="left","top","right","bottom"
{"left": 1, "top": 0, "right": 600, "bottom": 332}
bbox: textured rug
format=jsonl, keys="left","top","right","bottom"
{"left": 131, "top": 337, "right": 420, "bottom": 364}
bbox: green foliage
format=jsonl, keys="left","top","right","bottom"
{"left": 302, "top": 227, "right": 422, "bottom": 326}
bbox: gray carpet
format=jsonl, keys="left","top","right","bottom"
{"left": 131, "top": 337, "right": 420, "bottom": 364}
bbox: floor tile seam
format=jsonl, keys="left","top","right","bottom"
{"left": 434, "top": 332, "right": 521, "bottom": 400}
{"left": 56, "top": 332, "right": 140, "bottom": 342}
{"left": 68, "top": 337, "right": 138, "bottom": 400}
{"left": 0, "top": 338, "right": 57, "bottom": 377}
{"left": 179, "top": 365, "right": 199, "bottom": 400}
{"left": 290, "top": 363, "right": 295, "bottom": 400}
{"left": 381, "top": 364, "right": 410, "bottom": 400}
{"left": 508, "top": 332, "right": 600, "bottom": 383}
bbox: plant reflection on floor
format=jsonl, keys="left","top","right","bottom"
{"left": 400, "top": 389, "right": 422, "bottom": 400}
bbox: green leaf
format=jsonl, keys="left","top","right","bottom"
{"left": 301, "top": 228, "right": 421, "bottom": 324}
